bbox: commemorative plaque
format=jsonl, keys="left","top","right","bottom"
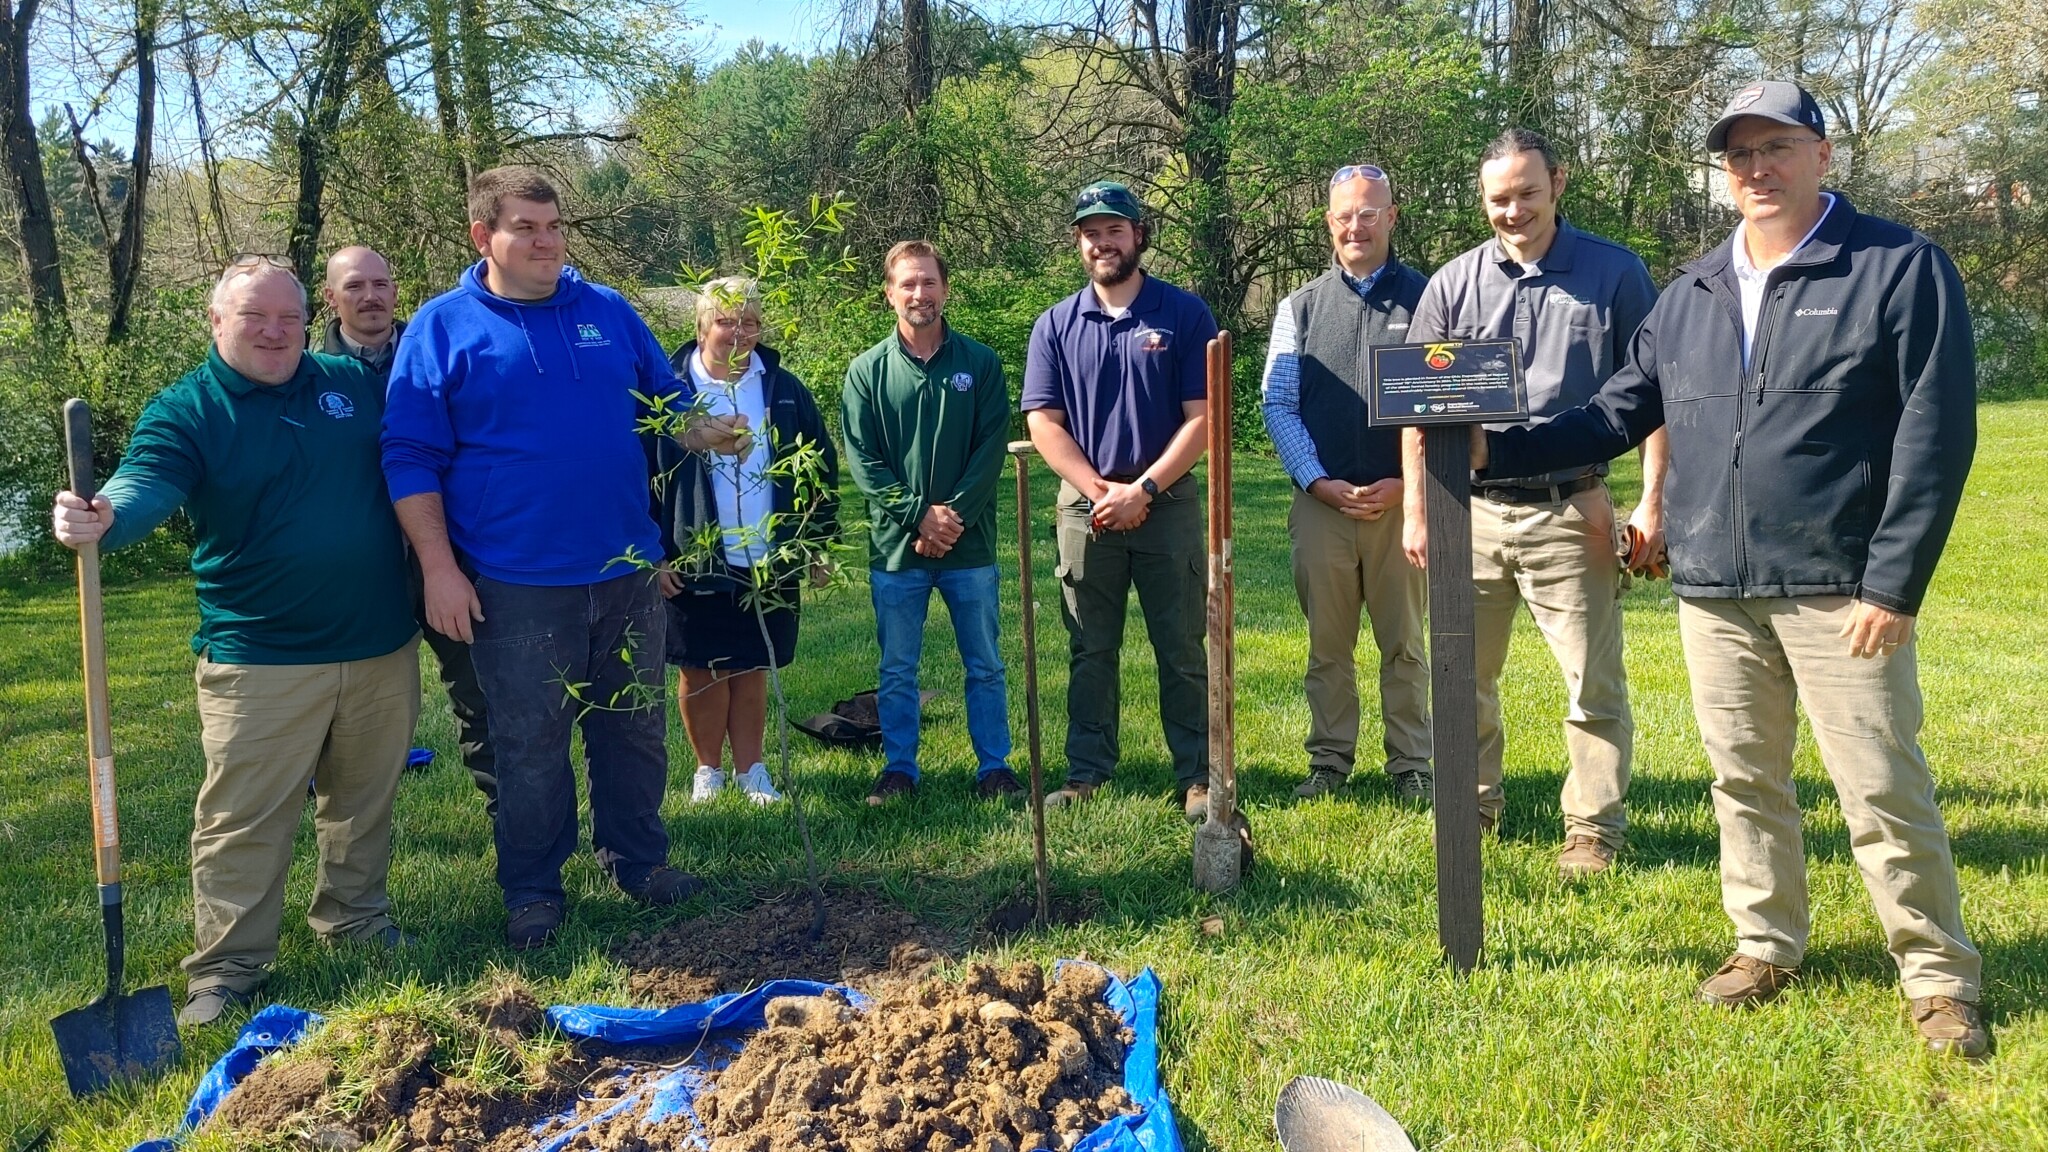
{"left": 1367, "top": 339, "right": 1528, "bottom": 427}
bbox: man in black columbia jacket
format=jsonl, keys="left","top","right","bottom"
{"left": 1478, "top": 81, "right": 1988, "bottom": 1058}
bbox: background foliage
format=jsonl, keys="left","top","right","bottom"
{"left": 3, "top": 0, "right": 2045, "bottom": 553}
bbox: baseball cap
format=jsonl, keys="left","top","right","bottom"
{"left": 1071, "top": 181, "right": 1143, "bottom": 225}
{"left": 1707, "top": 80, "right": 1826, "bottom": 153}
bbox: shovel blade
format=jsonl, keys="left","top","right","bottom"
{"left": 51, "top": 985, "right": 182, "bottom": 1097}
{"left": 1274, "top": 1075, "right": 1416, "bottom": 1152}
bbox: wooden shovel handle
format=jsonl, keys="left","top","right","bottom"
{"left": 64, "top": 399, "right": 121, "bottom": 888}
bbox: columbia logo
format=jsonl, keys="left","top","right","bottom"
{"left": 1794, "top": 308, "right": 1839, "bottom": 317}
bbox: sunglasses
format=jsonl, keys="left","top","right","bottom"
{"left": 1330, "top": 164, "right": 1390, "bottom": 186}
{"left": 1075, "top": 185, "right": 1140, "bottom": 209}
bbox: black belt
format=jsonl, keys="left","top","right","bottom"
{"left": 1472, "top": 476, "right": 1600, "bottom": 505}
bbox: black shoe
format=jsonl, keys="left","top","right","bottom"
{"left": 866, "top": 770, "right": 917, "bottom": 806}
{"left": 976, "top": 768, "right": 1023, "bottom": 799}
{"left": 1390, "top": 768, "right": 1434, "bottom": 806}
{"left": 506, "top": 899, "right": 564, "bottom": 951}
{"left": 622, "top": 866, "right": 704, "bottom": 907}
{"left": 177, "top": 985, "right": 263, "bottom": 1028}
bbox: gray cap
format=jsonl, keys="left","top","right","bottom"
{"left": 1706, "top": 81, "right": 1826, "bottom": 152}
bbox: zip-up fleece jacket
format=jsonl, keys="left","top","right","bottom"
{"left": 654, "top": 342, "right": 839, "bottom": 589}
{"left": 382, "top": 263, "right": 689, "bottom": 586}
{"left": 1484, "top": 195, "right": 1976, "bottom": 615}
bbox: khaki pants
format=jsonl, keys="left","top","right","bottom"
{"left": 1472, "top": 484, "right": 1632, "bottom": 846}
{"left": 1288, "top": 490, "right": 1431, "bottom": 776}
{"left": 183, "top": 637, "right": 421, "bottom": 995}
{"left": 1677, "top": 596, "right": 1980, "bottom": 1000}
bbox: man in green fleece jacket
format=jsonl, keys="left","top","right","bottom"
{"left": 841, "top": 240, "right": 1017, "bottom": 804}
{"left": 51, "top": 256, "right": 420, "bottom": 1028}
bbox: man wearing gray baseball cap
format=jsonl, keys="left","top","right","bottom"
{"left": 1472, "top": 79, "right": 1989, "bottom": 1057}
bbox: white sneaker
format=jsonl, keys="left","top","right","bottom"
{"left": 690, "top": 765, "right": 727, "bottom": 803}
{"left": 734, "top": 762, "right": 784, "bottom": 805}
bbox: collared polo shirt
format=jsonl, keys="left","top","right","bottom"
{"left": 1731, "top": 193, "right": 1837, "bottom": 367}
{"left": 1410, "top": 220, "right": 1656, "bottom": 484}
{"left": 841, "top": 324, "right": 1010, "bottom": 571}
{"left": 98, "top": 349, "right": 415, "bottom": 663}
{"left": 1020, "top": 273, "right": 1218, "bottom": 479}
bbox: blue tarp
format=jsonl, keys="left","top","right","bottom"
{"left": 126, "top": 962, "right": 1179, "bottom": 1152}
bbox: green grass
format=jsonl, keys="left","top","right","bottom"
{"left": 4, "top": 403, "right": 2047, "bottom": 1151}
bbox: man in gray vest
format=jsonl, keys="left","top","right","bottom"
{"left": 1403, "top": 128, "right": 1665, "bottom": 881}
{"left": 1261, "top": 164, "right": 1432, "bottom": 805}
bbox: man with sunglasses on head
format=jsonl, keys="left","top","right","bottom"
{"left": 1401, "top": 128, "right": 1664, "bottom": 882}
{"left": 51, "top": 254, "right": 421, "bottom": 1028}
{"left": 1261, "top": 164, "right": 1433, "bottom": 806}
{"left": 1022, "top": 181, "right": 1218, "bottom": 819}
{"left": 1470, "top": 82, "right": 1988, "bottom": 1057}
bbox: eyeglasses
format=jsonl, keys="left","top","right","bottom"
{"left": 1716, "top": 137, "right": 1822, "bottom": 172}
{"left": 1076, "top": 185, "right": 1137, "bottom": 208}
{"left": 711, "top": 315, "right": 763, "bottom": 333}
{"left": 1330, "top": 208, "right": 1387, "bottom": 228}
{"left": 226, "top": 252, "right": 294, "bottom": 272}
{"left": 1330, "top": 164, "right": 1390, "bottom": 186}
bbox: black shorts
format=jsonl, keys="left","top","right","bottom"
{"left": 664, "top": 571, "right": 799, "bottom": 670}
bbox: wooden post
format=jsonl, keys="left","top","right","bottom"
{"left": 1424, "top": 426, "right": 1483, "bottom": 972}
{"left": 1009, "top": 441, "right": 1051, "bottom": 924}
{"left": 1193, "top": 331, "right": 1243, "bottom": 893}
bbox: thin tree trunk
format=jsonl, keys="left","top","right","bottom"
{"left": 1505, "top": 0, "right": 1548, "bottom": 130}
{"left": 425, "top": 0, "right": 469, "bottom": 193}
{"left": 457, "top": 0, "right": 498, "bottom": 169}
{"left": 178, "top": 0, "right": 231, "bottom": 265}
{"left": 107, "top": 0, "right": 159, "bottom": 343}
{"left": 901, "top": 0, "right": 937, "bottom": 234}
{"left": 287, "top": 0, "right": 366, "bottom": 287}
{"left": 0, "top": 0, "right": 70, "bottom": 327}
{"left": 1181, "top": 0, "right": 1239, "bottom": 324}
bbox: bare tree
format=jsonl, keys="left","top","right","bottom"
{"left": 1, "top": 0, "right": 71, "bottom": 326}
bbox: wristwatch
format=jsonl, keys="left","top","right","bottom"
{"left": 1139, "top": 477, "right": 1160, "bottom": 498}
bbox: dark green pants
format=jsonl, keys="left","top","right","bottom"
{"left": 1055, "top": 476, "right": 1208, "bottom": 789}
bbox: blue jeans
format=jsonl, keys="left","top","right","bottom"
{"left": 468, "top": 569, "right": 670, "bottom": 910}
{"left": 870, "top": 565, "right": 1012, "bottom": 780}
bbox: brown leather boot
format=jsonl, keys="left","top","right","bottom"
{"left": 1697, "top": 953, "right": 1800, "bottom": 1007}
{"left": 1558, "top": 835, "right": 1617, "bottom": 880}
{"left": 1911, "top": 996, "right": 1992, "bottom": 1059}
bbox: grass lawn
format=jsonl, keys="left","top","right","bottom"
{"left": 3, "top": 402, "right": 2045, "bottom": 1151}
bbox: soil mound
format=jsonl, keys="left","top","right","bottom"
{"left": 690, "top": 960, "right": 1136, "bottom": 1152}
{"left": 614, "top": 887, "right": 947, "bottom": 1002}
{"left": 202, "top": 982, "right": 581, "bottom": 1152}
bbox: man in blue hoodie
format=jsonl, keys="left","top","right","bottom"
{"left": 382, "top": 165, "right": 745, "bottom": 950}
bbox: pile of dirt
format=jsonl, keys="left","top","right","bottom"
{"left": 614, "top": 887, "right": 948, "bottom": 1003}
{"left": 204, "top": 983, "right": 584, "bottom": 1152}
{"left": 686, "top": 960, "right": 1136, "bottom": 1152}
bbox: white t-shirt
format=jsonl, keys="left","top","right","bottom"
{"left": 687, "top": 350, "right": 773, "bottom": 568}
{"left": 1731, "top": 193, "right": 1836, "bottom": 369}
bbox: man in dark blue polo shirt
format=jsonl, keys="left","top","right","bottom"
{"left": 1022, "top": 181, "right": 1219, "bottom": 819}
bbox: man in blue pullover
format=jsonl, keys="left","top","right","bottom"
{"left": 382, "top": 166, "right": 745, "bottom": 950}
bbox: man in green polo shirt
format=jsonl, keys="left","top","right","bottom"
{"left": 52, "top": 256, "right": 420, "bottom": 1029}
{"left": 842, "top": 240, "right": 1016, "bottom": 804}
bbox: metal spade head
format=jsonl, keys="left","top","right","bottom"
{"left": 1274, "top": 1075, "right": 1417, "bottom": 1152}
{"left": 51, "top": 984, "right": 182, "bottom": 1097}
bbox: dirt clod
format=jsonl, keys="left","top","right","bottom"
{"left": 694, "top": 961, "right": 1135, "bottom": 1152}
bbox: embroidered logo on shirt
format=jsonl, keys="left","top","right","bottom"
{"left": 1794, "top": 307, "right": 1839, "bottom": 317}
{"left": 1135, "top": 326, "right": 1172, "bottom": 352}
{"left": 950, "top": 372, "right": 974, "bottom": 391}
{"left": 575, "top": 322, "right": 612, "bottom": 347}
{"left": 318, "top": 391, "right": 355, "bottom": 419}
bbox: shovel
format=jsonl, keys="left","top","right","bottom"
{"left": 1274, "top": 1075, "right": 1417, "bottom": 1152}
{"left": 49, "top": 397, "right": 182, "bottom": 1097}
